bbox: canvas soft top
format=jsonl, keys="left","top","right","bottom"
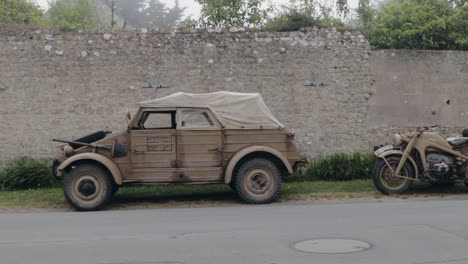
{"left": 139, "top": 91, "right": 284, "bottom": 129}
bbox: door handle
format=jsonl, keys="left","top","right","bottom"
{"left": 134, "top": 148, "right": 145, "bottom": 153}
{"left": 208, "top": 146, "right": 221, "bottom": 152}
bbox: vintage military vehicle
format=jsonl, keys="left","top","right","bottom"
{"left": 52, "top": 92, "right": 306, "bottom": 211}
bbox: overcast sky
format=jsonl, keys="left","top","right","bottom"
{"left": 34, "top": 0, "right": 360, "bottom": 19}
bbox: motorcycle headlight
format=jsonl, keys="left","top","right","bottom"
{"left": 392, "top": 134, "right": 403, "bottom": 146}
{"left": 63, "top": 145, "right": 74, "bottom": 157}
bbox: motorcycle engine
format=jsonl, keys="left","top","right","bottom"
{"left": 426, "top": 153, "right": 455, "bottom": 179}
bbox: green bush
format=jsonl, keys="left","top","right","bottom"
{"left": 264, "top": 10, "right": 320, "bottom": 32}
{"left": 293, "top": 153, "right": 374, "bottom": 182}
{"left": 0, "top": 157, "right": 58, "bottom": 190}
{"left": 365, "top": 0, "right": 468, "bottom": 50}
{"left": 264, "top": 12, "right": 351, "bottom": 32}
{"left": 0, "top": 0, "right": 44, "bottom": 25}
{"left": 47, "top": 0, "right": 98, "bottom": 31}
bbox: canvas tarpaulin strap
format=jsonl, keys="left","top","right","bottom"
{"left": 139, "top": 91, "right": 284, "bottom": 129}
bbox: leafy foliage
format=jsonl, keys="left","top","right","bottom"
{"left": 0, "top": 157, "right": 58, "bottom": 190}
{"left": 264, "top": 0, "right": 350, "bottom": 32}
{"left": 356, "top": 0, "right": 374, "bottom": 33}
{"left": 0, "top": 0, "right": 44, "bottom": 25}
{"left": 196, "top": 0, "right": 267, "bottom": 28}
{"left": 293, "top": 153, "right": 374, "bottom": 182}
{"left": 447, "top": 5, "right": 468, "bottom": 49}
{"left": 335, "top": 0, "right": 349, "bottom": 17}
{"left": 47, "top": 0, "right": 98, "bottom": 31}
{"left": 264, "top": 10, "right": 320, "bottom": 32}
{"left": 364, "top": 0, "right": 468, "bottom": 50}
{"left": 195, "top": 0, "right": 351, "bottom": 29}
{"left": 106, "top": 0, "right": 186, "bottom": 28}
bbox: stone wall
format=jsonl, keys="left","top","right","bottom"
{"left": 368, "top": 49, "right": 467, "bottom": 128}
{"left": 365, "top": 49, "right": 468, "bottom": 149}
{"left": 0, "top": 26, "right": 371, "bottom": 162}
{"left": 2, "top": 26, "right": 465, "bottom": 163}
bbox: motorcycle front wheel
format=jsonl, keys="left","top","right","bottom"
{"left": 373, "top": 156, "right": 415, "bottom": 195}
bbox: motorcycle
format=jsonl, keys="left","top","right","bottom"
{"left": 372, "top": 125, "right": 468, "bottom": 194}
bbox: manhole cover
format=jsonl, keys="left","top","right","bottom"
{"left": 294, "top": 239, "right": 371, "bottom": 254}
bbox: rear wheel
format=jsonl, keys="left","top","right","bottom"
{"left": 233, "top": 158, "right": 281, "bottom": 204}
{"left": 64, "top": 164, "right": 113, "bottom": 211}
{"left": 373, "top": 156, "right": 414, "bottom": 194}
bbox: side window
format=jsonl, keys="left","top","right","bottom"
{"left": 138, "top": 111, "right": 176, "bottom": 129}
{"left": 180, "top": 110, "right": 215, "bottom": 129}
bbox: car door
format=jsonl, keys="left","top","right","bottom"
{"left": 176, "top": 108, "right": 224, "bottom": 182}
{"left": 128, "top": 110, "right": 177, "bottom": 182}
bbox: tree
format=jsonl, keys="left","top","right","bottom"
{"left": 356, "top": 0, "right": 375, "bottom": 33}
{"left": 48, "top": 0, "right": 98, "bottom": 30}
{"left": 196, "top": 0, "right": 267, "bottom": 28}
{"left": 0, "top": 0, "right": 44, "bottom": 25}
{"left": 105, "top": 0, "right": 185, "bottom": 28}
{"left": 264, "top": 0, "right": 317, "bottom": 32}
{"left": 447, "top": 4, "right": 468, "bottom": 49}
{"left": 335, "top": 0, "right": 349, "bottom": 17}
{"left": 365, "top": 0, "right": 468, "bottom": 50}
{"left": 264, "top": 0, "right": 348, "bottom": 32}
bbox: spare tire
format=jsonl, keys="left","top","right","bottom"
{"left": 70, "top": 131, "right": 108, "bottom": 149}
{"left": 463, "top": 128, "right": 468, "bottom": 137}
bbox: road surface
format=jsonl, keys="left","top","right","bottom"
{"left": 1, "top": 199, "right": 467, "bottom": 264}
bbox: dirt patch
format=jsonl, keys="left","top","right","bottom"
{"left": 2, "top": 193, "right": 468, "bottom": 214}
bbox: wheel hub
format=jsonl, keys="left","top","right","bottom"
{"left": 383, "top": 173, "right": 401, "bottom": 184}
{"left": 78, "top": 180, "right": 97, "bottom": 197}
{"left": 381, "top": 161, "right": 408, "bottom": 189}
{"left": 251, "top": 174, "right": 267, "bottom": 190}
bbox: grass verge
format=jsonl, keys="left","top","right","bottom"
{"left": 0, "top": 180, "right": 467, "bottom": 210}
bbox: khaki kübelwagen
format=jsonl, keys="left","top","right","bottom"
{"left": 52, "top": 92, "right": 307, "bottom": 211}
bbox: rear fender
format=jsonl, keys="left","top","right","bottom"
{"left": 224, "top": 146, "right": 293, "bottom": 184}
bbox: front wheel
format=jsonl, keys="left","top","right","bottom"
{"left": 373, "top": 156, "right": 415, "bottom": 194}
{"left": 64, "top": 164, "right": 113, "bottom": 211}
{"left": 233, "top": 158, "right": 282, "bottom": 204}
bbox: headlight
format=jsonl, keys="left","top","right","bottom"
{"left": 392, "top": 134, "right": 403, "bottom": 146}
{"left": 63, "top": 145, "right": 74, "bottom": 156}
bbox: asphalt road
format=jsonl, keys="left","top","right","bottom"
{"left": 1, "top": 199, "right": 468, "bottom": 264}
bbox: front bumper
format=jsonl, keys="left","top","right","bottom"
{"left": 293, "top": 158, "right": 309, "bottom": 172}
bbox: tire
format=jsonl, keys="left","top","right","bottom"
{"left": 64, "top": 164, "right": 113, "bottom": 211}
{"left": 373, "top": 156, "right": 414, "bottom": 195}
{"left": 111, "top": 183, "right": 120, "bottom": 196}
{"left": 233, "top": 158, "right": 282, "bottom": 204}
{"left": 228, "top": 182, "right": 236, "bottom": 191}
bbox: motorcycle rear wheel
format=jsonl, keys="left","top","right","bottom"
{"left": 373, "top": 156, "right": 415, "bottom": 195}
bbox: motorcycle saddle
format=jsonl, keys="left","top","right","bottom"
{"left": 447, "top": 137, "right": 468, "bottom": 147}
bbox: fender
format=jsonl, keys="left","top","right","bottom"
{"left": 377, "top": 150, "right": 419, "bottom": 179}
{"left": 224, "top": 146, "right": 293, "bottom": 184}
{"left": 56, "top": 153, "right": 123, "bottom": 185}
